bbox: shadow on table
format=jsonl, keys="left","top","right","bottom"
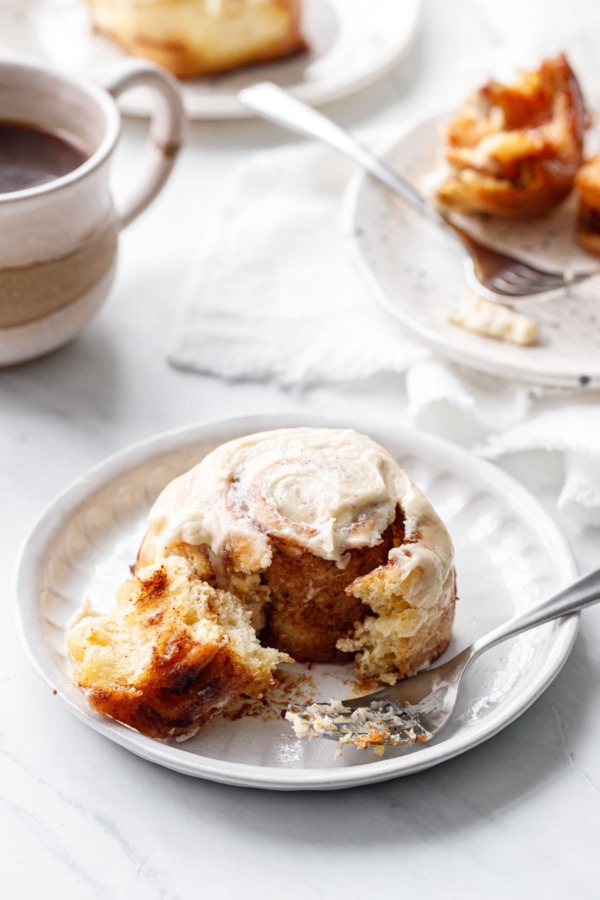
{"left": 1, "top": 325, "right": 121, "bottom": 423}
{"left": 147, "top": 629, "right": 596, "bottom": 843}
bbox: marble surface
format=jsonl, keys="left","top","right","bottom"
{"left": 2, "top": 2, "right": 599, "bottom": 896}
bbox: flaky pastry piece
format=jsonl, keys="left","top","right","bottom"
{"left": 68, "top": 557, "right": 286, "bottom": 738}
{"left": 575, "top": 154, "right": 600, "bottom": 257}
{"left": 447, "top": 291, "right": 539, "bottom": 346}
{"left": 87, "top": 0, "right": 306, "bottom": 79}
{"left": 437, "top": 53, "right": 585, "bottom": 219}
{"left": 136, "top": 428, "right": 457, "bottom": 684}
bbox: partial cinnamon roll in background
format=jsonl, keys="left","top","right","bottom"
{"left": 437, "top": 53, "right": 586, "bottom": 219}
{"left": 86, "top": 0, "right": 307, "bottom": 79}
{"left": 138, "top": 428, "right": 457, "bottom": 675}
{"left": 575, "top": 153, "right": 600, "bottom": 256}
{"left": 69, "top": 427, "right": 457, "bottom": 738}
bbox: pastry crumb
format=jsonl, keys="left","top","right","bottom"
{"left": 447, "top": 291, "right": 540, "bottom": 346}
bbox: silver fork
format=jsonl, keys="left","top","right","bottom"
{"left": 286, "top": 567, "right": 600, "bottom": 751}
{"left": 238, "top": 83, "right": 598, "bottom": 303}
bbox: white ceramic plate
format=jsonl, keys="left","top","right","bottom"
{"left": 0, "top": 0, "right": 420, "bottom": 120}
{"left": 344, "top": 112, "right": 600, "bottom": 389}
{"left": 15, "top": 414, "right": 578, "bottom": 790}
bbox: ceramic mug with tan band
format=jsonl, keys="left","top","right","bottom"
{"left": 0, "top": 59, "right": 186, "bottom": 366}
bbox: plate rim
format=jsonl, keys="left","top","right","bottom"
{"left": 0, "top": 0, "right": 421, "bottom": 121}
{"left": 342, "top": 110, "right": 600, "bottom": 390}
{"left": 14, "top": 413, "right": 579, "bottom": 790}
{"left": 177, "top": 0, "right": 422, "bottom": 121}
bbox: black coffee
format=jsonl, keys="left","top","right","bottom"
{"left": 0, "top": 120, "right": 89, "bottom": 194}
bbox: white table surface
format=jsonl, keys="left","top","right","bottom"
{"left": 2, "top": 2, "right": 599, "bottom": 897}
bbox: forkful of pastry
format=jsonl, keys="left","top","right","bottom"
{"left": 239, "top": 54, "right": 600, "bottom": 304}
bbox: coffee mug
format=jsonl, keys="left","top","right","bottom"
{"left": 0, "top": 59, "right": 186, "bottom": 366}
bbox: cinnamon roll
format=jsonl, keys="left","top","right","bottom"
{"left": 86, "top": 0, "right": 307, "bottom": 79}
{"left": 575, "top": 154, "right": 600, "bottom": 257}
{"left": 137, "top": 427, "right": 457, "bottom": 682}
{"left": 437, "top": 54, "right": 585, "bottom": 219}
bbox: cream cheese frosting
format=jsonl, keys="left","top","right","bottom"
{"left": 143, "top": 428, "right": 454, "bottom": 590}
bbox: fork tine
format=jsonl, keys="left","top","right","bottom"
{"left": 501, "top": 267, "right": 565, "bottom": 287}
{"left": 494, "top": 275, "right": 565, "bottom": 292}
{"left": 488, "top": 276, "right": 565, "bottom": 296}
{"left": 463, "top": 233, "right": 598, "bottom": 301}
{"left": 511, "top": 263, "right": 564, "bottom": 281}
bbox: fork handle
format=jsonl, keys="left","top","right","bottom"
{"left": 238, "top": 82, "right": 454, "bottom": 237}
{"left": 471, "top": 567, "right": 600, "bottom": 657}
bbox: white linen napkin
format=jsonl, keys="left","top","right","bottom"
{"left": 169, "top": 142, "right": 429, "bottom": 385}
{"left": 169, "top": 140, "right": 600, "bottom": 528}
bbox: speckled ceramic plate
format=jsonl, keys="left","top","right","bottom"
{"left": 344, "top": 112, "right": 600, "bottom": 389}
{"left": 0, "top": 0, "right": 420, "bottom": 120}
{"left": 15, "top": 414, "right": 578, "bottom": 790}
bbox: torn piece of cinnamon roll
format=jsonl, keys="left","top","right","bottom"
{"left": 575, "top": 154, "right": 600, "bottom": 257}
{"left": 68, "top": 557, "right": 287, "bottom": 739}
{"left": 437, "top": 53, "right": 585, "bottom": 219}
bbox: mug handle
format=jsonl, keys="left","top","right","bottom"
{"left": 98, "top": 60, "right": 186, "bottom": 229}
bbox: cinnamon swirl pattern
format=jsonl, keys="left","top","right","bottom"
{"left": 137, "top": 428, "right": 457, "bottom": 679}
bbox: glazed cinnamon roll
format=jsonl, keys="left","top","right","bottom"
{"left": 437, "top": 54, "right": 585, "bottom": 219}
{"left": 137, "top": 428, "right": 457, "bottom": 682}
